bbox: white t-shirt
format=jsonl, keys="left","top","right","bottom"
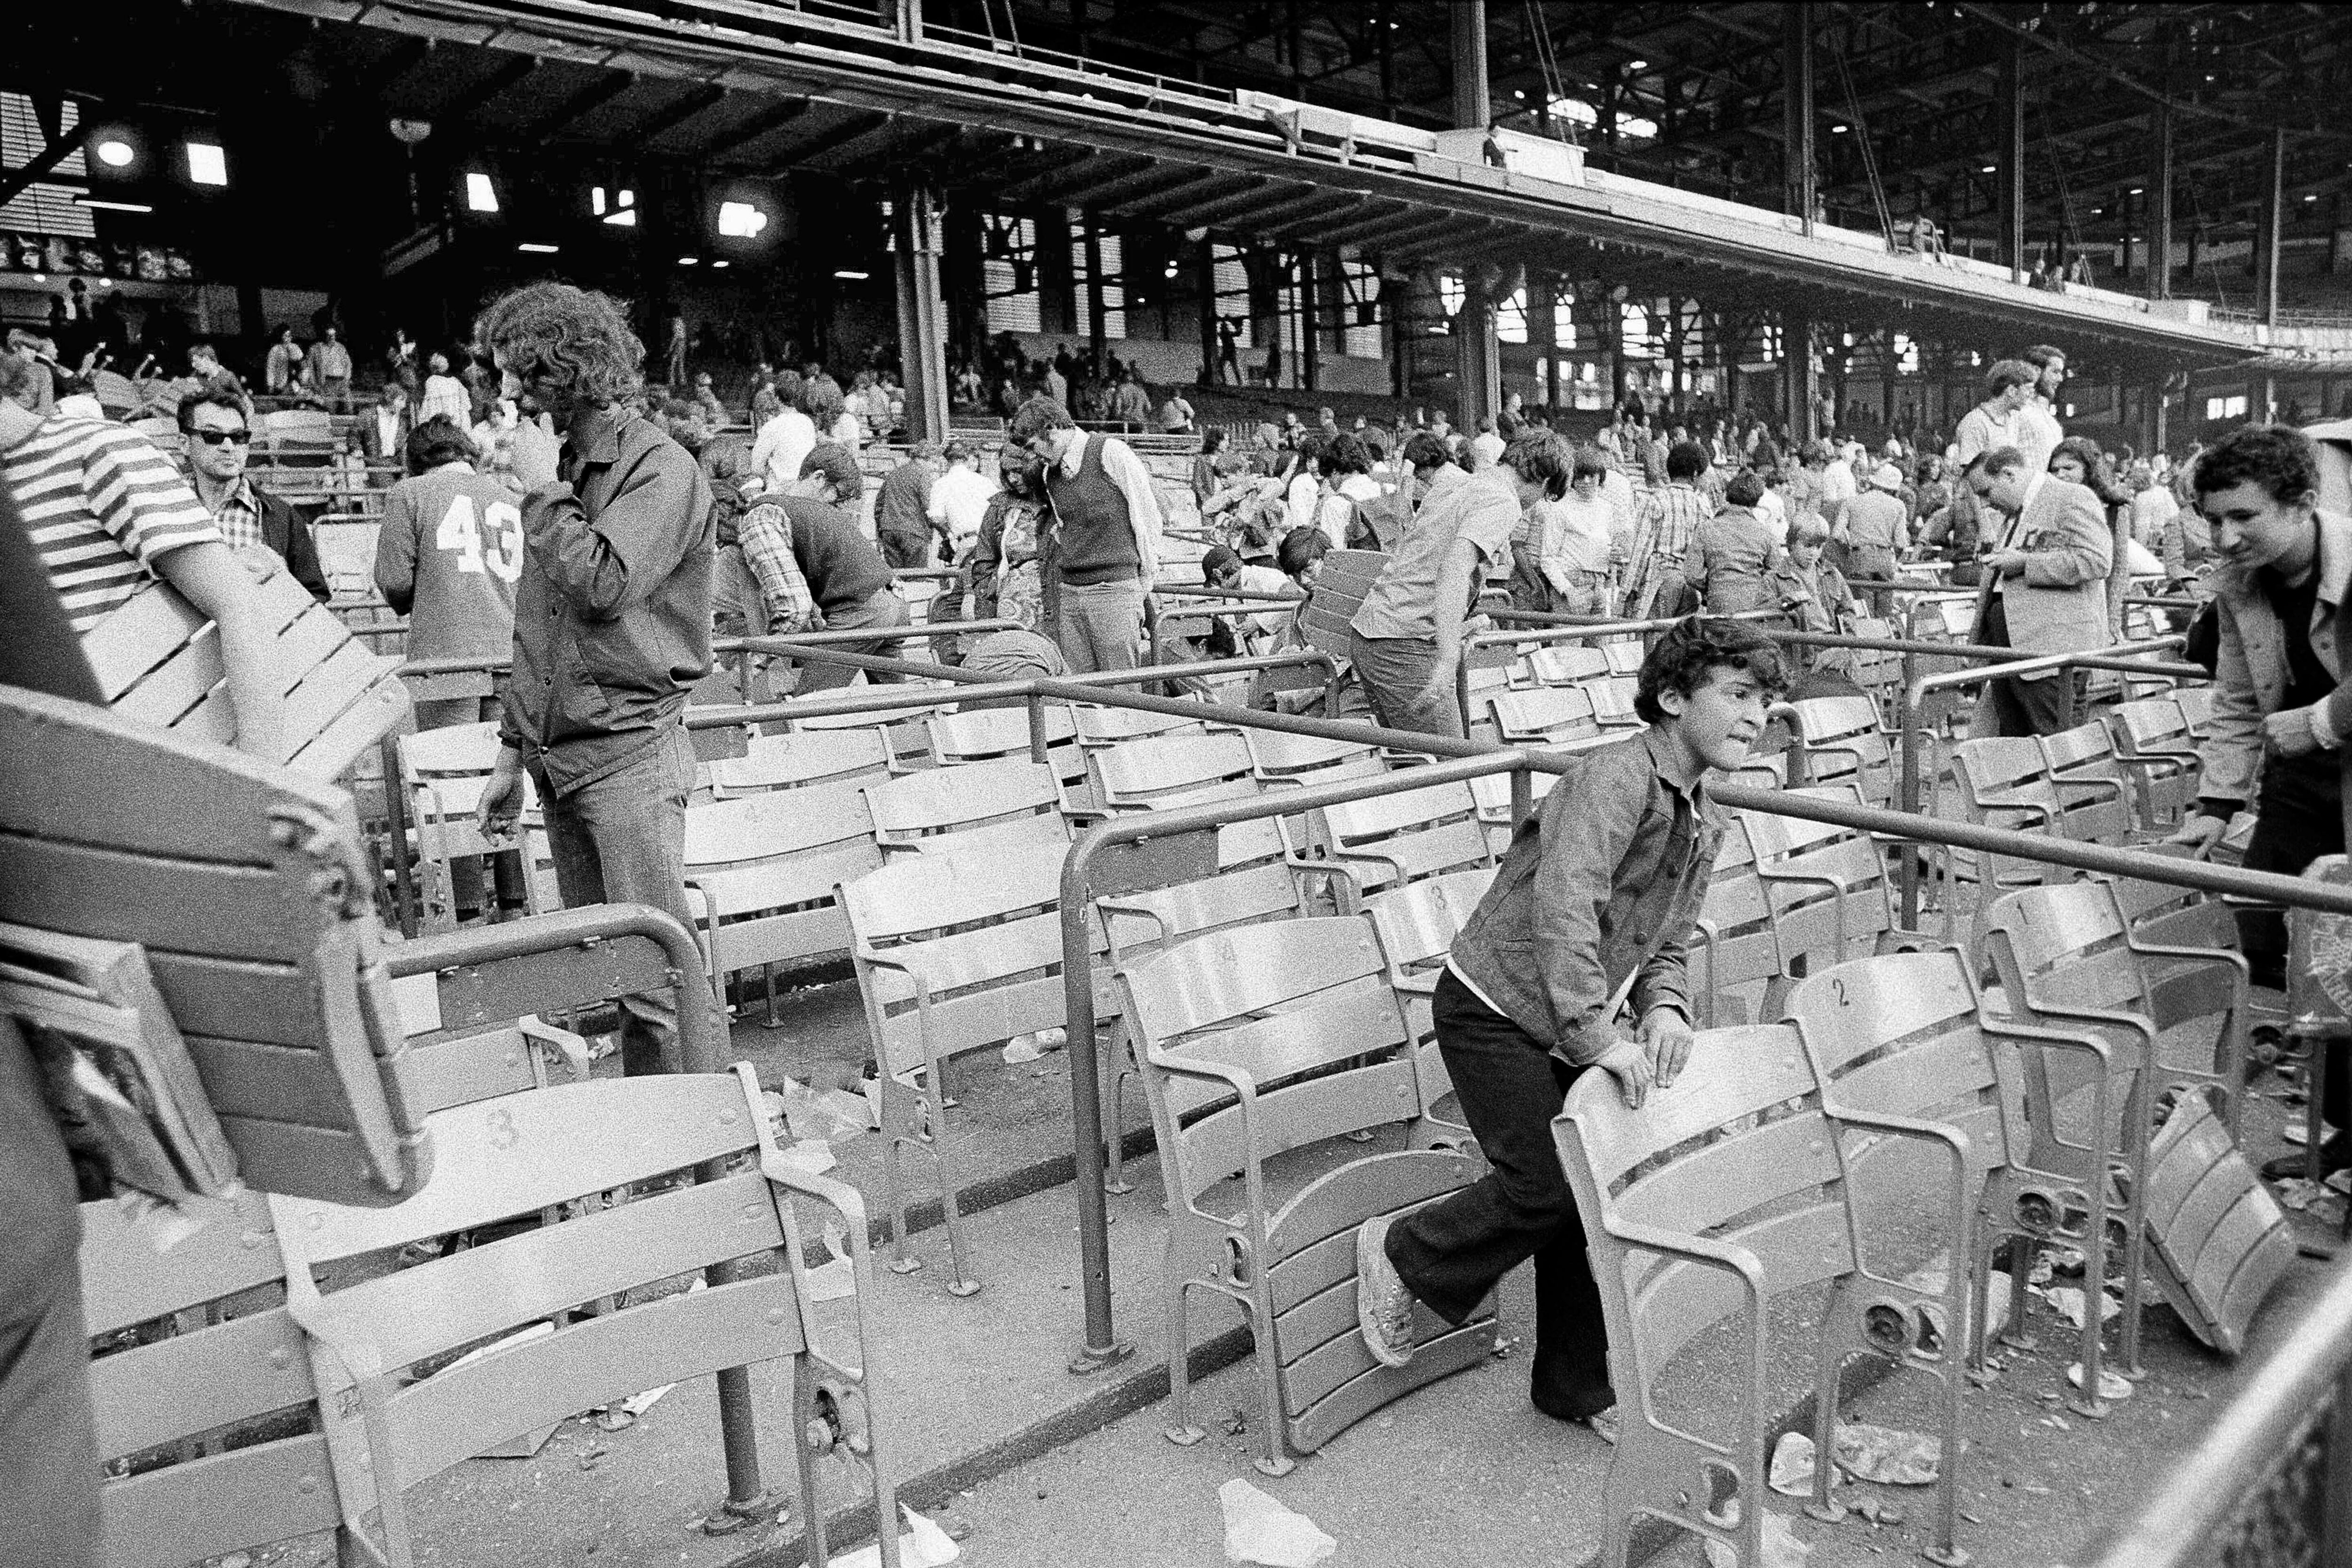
{"left": 2016, "top": 398, "right": 2065, "bottom": 478}
{"left": 1236, "top": 563, "right": 1296, "bottom": 637}
{"left": 927, "top": 466, "right": 997, "bottom": 557}
{"left": 752, "top": 407, "right": 817, "bottom": 492}
{"left": 1754, "top": 487, "right": 1791, "bottom": 544}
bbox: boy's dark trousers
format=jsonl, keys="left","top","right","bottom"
{"left": 1386, "top": 969, "right": 1614, "bottom": 1421}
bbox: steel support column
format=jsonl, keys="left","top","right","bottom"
{"left": 1300, "top": 248, "right": 1319, "bottom": 392}
{"left": 2000, "top": 41, "right": 2025, "bottom": 283}
{"left": 1450, "top": 0, "right": 1498, "bottom": 431}
{"left": 2263, "top": 128, "right": 2285, "bottom": 421}
{"left": 1784, "top": 310, "right": 1816, "bottom": 444}
{"left": 1783, "top": 2, "right": 1815, "bottom": 236}
{"left": 2149, "top": 104, "right": 2173, "bottom": 300}
{"left": 891, "top": 184, "right": 950, "bottom": 443}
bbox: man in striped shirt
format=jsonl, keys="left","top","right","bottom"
{"left": 0, "top": 355, "right": 284, "bottom": 758}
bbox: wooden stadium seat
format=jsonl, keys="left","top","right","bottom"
{"left": 684, "top": 781, "right": 882, "bottom": 1021}
{"left": 2104, "top": 697, "right": 2202, "bottom": 826}
{"left": 927, "top": 701, "right": 1086, "bottom": 792}
{"left": 861, "top": 758, "right": 1064, "bottom": 854}
{"left": 2034, "top": 722, "right": 2146, "bottom": 842}
{"left": 708, "top": 726, "right": 894, "bottom": 796}
{"left": 842, "top": 846, "right": 1097, "bottom": 1293}
{"left": 397, "top": 721, "right": 540, "bottom": 931}
{"left": 247, "top": 1068, "right": 893, "bottom": 1568}
{"left": 1240, "top": 727, "right": 1387, "bottom": 786}
{"left": 1692, "top": 813, "right": 1781, "bottom": 1026}
{"left": 1300, "top": 778, "right": 1495, "bottom": 899}
{"left": 1737, "top": 788, "right": 1946, "bottom": 973}
{"left": 2288, "top": 857, "right": 2352, "bottom": 1192}
{"left": 1071, "top": 700, "right": 1222, "bottom": 749}
{"left": 1981, "top": 880, "right": 2253, "bottom": 1369}
{"left": 1484, "top": 685, "right": 1609, "bottom": 749}
{"left": 1785, "top": 950, "right": 2134, "bottom": 1417}
{"left": 1553, "top": 1021, "right": 1976, "bottom": 1568}
{"left": 1522, "top": 643, "right": 1610, "bottom": 688}
{"left": 1296, "top": 548, "right": 1387, "bottom": 662}
{"left": 1948, "top": 736, "right": 2078, "bottom": 891}
{"left": 1784, "top": 693, "right": 1923, "bottom": 811}
{"left": 81, "top": 557, "right": 410, "bottom": 780}
{"left": 2170, "top": 685, "right": 2217, "bottom": 738}
{"left": 0, "top": 685, "right": 429, "bottom": 1206}
{"left": 1121, "top": 916, "right": 1490, "bottom": 1477}
{"left": 1363, "top": 868, "right": 1495, "bottom": 1141}
{"left": 1091, "top": 731, "right": 1295, "bottom": 872}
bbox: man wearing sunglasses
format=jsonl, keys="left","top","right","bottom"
{"left": 178, "top": 390, "right": 328, "bottom": 600}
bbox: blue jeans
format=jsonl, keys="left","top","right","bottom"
{"left": 1347, "top": 629, "right": 1464, "bottom": 740}
{"left": 529, "top": 723, "right": 714, "bottom": 1076}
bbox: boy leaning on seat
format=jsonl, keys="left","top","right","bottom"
{"left": 1356, "top": 617, "right": 1785, "bottom": 1436}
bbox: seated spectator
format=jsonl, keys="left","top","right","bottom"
{"left": 178, "top": 390, "right": 328, "bottom": 600}
{"left": 1202, "top": 542, "right": 1300, "bottom": 645}
{"left": 1691, "top": 469, "right": 1789, "bottom": 615}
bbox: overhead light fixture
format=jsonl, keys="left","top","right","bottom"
{"left": 592, "top": 186, "right": 606, "bottom": 215}
{"left": 1626, "top": 58, "right": 1648, "bottom": 70}
{"left": 95, "top": 138, "right": 137, "bottom": 168}
{"left": 464, "top": 172, "right": 499, "bottom": 213}
{"left": 1830, "top": 123, "right": 1848, "bottom": 134}
{"left": 604, "top": 208, "right": 637, "bottom": 227}
{"left": 517, "top": 242, "right": 560, "bottom": 253}
{"left": 834, "top": 268, "right": 869, "bottom": 280}
{"left": 2307, "top": 193, "right": 2321, "bottom": 202}
{"left": 716, "top": 200, "right": 769, "bottom": 239}
{"left": 1980, "top": 164, "right": 1998, "bottom": 174}
{"left": 185, "top": 141, "right": 228, "bottom": 186}
{"left": 711, "top": 259, "right": 730, "bottom": 268}
{"left": 2128, "top": 186, "right": 2144, "bottom": 195}
{"left": 73, "top": 195, "right": 155, "bottom": 213}
{"left": 677, "top": 255, "right": 700, "bottom": 265}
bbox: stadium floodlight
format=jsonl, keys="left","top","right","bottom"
{"left": 465, "top": 172, "right": 499, "bottom": 213}
{"left": 95, "top": 138, "right": 137, "bottom": 168}
{"left": 717, "top": 199, "right": 769, "bottom": 239}
{"left": 186, "top": 142, "right": 228, "bottom": 186}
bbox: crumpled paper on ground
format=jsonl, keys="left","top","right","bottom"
{"left": 1220, "top": 1478, "right": 1335, "bottom": 1567}
{"left": 1702, "top": 1510, "right": 1812, "bottom": 1568}
{"left": 1834, "top": 1422, "right": 1941, "bottom": 1486}
{"left": 2042, "top": 1285, "right": 2121, "bottom": 1329}
{"left": 1004, "top": 1027, "right": 1067, "bottom": 1064}
{"left": 771, "top": 1078, "right": 873, "bottom": 1143}
{"left": 1901, "top": 1254, "right": 2012, "bottom": 1348}
{"left": 802, "top": 1221, "right": 857, "bottom": 1303}
{"left": 802, "top": 1504, "right": 959, "bottom": 1568}
{"left": 1769, "top": 1432, "right": 1818, "bottom": 1496}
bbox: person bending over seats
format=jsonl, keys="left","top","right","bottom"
{"left": 1355, "top": 617, "right": 1785, "bottom": 1436}
{"left": 2168, "top": 425, "right": 2352, "bottom": 1174}
{"left": 736, "top": 442, "right": 910, "bottom": 691}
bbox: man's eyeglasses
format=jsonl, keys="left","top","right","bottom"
{"left": 192, "top": 428, "right": 253, "bottom": 446}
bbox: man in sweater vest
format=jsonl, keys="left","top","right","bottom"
{"left": 1010, "top": 396, "right": 1162, "bottom": 673}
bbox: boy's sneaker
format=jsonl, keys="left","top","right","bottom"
{"left": 1355, "top": 1215, "right": 1417, "bottom": 1368}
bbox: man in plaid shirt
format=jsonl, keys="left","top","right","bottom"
{"left": 1623, "top": 439, "right": 1712, "bottom": 619}
{"left": 735, "top": 499, "right": 819, "bottom": 633}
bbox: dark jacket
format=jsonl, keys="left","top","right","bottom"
{"left": 1448, "top": 728, "right": 1721, "bottom": 1066}
{"left": 254, "top": 485, "right": 329, "bottom": 602}
{"left": 502, "top": 405, "right": 714, "bottom": 796}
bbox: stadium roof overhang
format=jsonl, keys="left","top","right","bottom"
{"left": 211, "top": 0, "right": 2254, "bottom": 373}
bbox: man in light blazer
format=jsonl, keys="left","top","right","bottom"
{"left": 1962, "top": 444, "right": 2113, "bottom": 735}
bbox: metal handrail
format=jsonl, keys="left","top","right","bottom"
{"left": 2065, "top": 1250, "right": 2352, "bottom": 1568}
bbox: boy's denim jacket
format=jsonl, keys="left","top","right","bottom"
{"left": 1449, "top": 728, "right": 1722, "bottom": 1066}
